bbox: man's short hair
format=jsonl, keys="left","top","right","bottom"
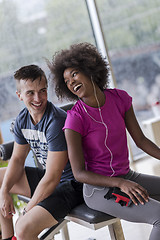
{"left": 14, "top": 64, "right": 47, "bottom": 91}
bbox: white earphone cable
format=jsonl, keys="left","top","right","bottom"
{"left": 80, "top": 78, "right": 115, "bottom": 177}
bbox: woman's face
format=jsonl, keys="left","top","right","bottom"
{"left": 63, "top": 67, "right": 93, "bottom": 100}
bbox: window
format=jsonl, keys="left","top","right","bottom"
{"left": 0, "top": 0, "right": 94, "bottom": 123}
{"left": 96, "top": 0, "right": 160, "bottom": 158}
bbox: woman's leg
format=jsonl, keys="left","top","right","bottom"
{"left": 83, "top": 173, "right": 160, "bottom": 240}
{"left": 132, "top": 172, "right": 160, "bottom": 201}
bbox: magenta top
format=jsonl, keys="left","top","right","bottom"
{"left": 63, "top": 88, "right": 132, "bottom": 177}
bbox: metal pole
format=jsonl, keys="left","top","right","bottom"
{"left": 85, "top": 0, "right": 116, "bottom": 88}
{"left": 85, "top": 0, "right": 133, "bottom": 161}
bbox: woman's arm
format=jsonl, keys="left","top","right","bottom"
{"left": 125, "top": 105, "right": 160, "bottom": 160}
{"left": 64, "top": 129, "right": 148, "bottom": 205}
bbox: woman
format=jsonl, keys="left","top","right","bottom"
{"left": 49, "top": 42, "right": 160, "bottom": 240}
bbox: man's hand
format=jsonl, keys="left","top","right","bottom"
{"left": 0, "top": 191, "right": 15, "bottom": 218}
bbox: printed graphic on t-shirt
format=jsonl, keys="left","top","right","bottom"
{"left": 22, "top": 129, "right": 48, "bottom": 167}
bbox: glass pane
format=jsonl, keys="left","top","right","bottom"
{"left": 0, "top": 0, "right": 94, "bottom": 126}
{"left": 96, "top": 0, "right": 160, "bottom": 158}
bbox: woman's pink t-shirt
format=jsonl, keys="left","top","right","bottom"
{"left": 63, "top": 88, "right": 132, "bottom": 177}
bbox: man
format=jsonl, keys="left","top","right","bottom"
{"left": 0, "top": 65, "right": 83, "bottom": 240}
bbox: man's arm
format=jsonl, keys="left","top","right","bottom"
{"left": 0, "top": 142, "right": 30, "bottom": 218}
{"left": 25, "top": 150, "right": 68, "bottom": 212}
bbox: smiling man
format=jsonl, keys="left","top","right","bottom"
{"left": 0, "top": 65, "right": 83, "bottom": 240}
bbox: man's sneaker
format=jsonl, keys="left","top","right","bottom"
{"left": 12, "top": 237, "right": 17, "bottom": 240}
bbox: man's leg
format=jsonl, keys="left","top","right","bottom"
{"left": 0, "top": 167, "right": 31, "bottom": 196}
{"left": 15, "top": 206, "right": 58, "bottom": 240}
{"left": 15, "top": 180, "right": 83, "bottom": 240}
{"left": 14, "top": 180, "right": 83, "bottom": 240}
{"left": 0, "top": 167, "right": 31, "bottom": 239}
{"left": 0, "top": 215, "right": 14, "bottom": 240}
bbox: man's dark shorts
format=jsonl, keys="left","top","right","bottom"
{"left": 25, "top": 166, "right": 84, "bottom": 222}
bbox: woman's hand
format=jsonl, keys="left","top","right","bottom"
{"left": 118, "top": 179, "right": 149, "bottom": 205}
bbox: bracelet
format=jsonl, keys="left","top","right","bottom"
{"left": 22, "top": 207, "right": 27, "bottom": 216}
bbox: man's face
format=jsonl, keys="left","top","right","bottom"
{"left": 16, "top": 76, "right": 48, "bottom": 124}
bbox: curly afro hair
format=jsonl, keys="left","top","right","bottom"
{"left": 48, "top": 42, "right": 110, "bottom": 101}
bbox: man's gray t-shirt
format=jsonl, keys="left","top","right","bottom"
{"left": 14, "top": 101, "right": 74, "bottom": 181}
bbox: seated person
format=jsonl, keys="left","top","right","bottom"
{"left": 0, "top": 64, "right": 83, "bottom": 240}
{"left": 49, "top": 42, "right": 160, "bottom": 240}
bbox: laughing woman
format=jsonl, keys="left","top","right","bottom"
{"left": 49, "top": 42, "right": 160, "bottom": 240}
